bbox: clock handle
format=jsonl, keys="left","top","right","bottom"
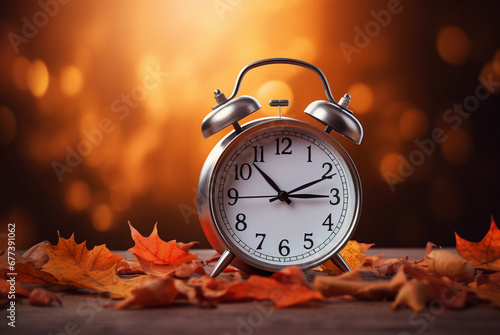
{"left": 210, "top": 249, "right": 236, "bottom": 277}
{"left": 221, "top": 58, "right": 337, "bottom": 107}
{"left": 331, "top": 253, "right": 351, "bottom": 272}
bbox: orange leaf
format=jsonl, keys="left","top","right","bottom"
{"left": 127, "top": 222, "right": 199, "bottom": 266}
{"left": 127, "top": 222, "right": 203, "bottom": 277}
{"left": 42, "top": 233, "right": 152, "bottom": 298}
{"left": 316, "top": 240, "right": 374, "bottom": 275}
{"left": 29, "top": 288, "right": 62, "bottom": 307}
{"left": 0, "top": 279, "right": 31, "bottom": 297}
{"left": 455, "top": 216, "right": 500, "bottom": 271}
{"left": 313, "top": 268, "right": 407, "bottom": 300}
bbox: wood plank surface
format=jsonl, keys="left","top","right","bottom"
{"left": 1, "top": 249, "right": 499, "bottom": 335}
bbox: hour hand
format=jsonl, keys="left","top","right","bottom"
{"left": 252, "top": 163, "right": 291, "bottom": 204}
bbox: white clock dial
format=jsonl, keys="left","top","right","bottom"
{"left": 208, "top": 119, "right": 361, "bottom": 270}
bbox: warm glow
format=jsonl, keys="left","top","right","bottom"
{"left": 65, "top": 180, "right": 91, "bottom": 211}
{"left": 398, "top": 108, "right": 429, "bottom": 140}
{"left": 60, "top": 66, "right": 83, "bottom": 97}
{"left": 441, "top": 129, "right": 473, "bottom": 165}
{"left": 0, "top": 106, "right": 17, "bottom": 146}
{"left": 347, "top": 83, "right": 374, "bottom": 114}
{"left": 91, "top": 204, "right": 114, "bottom": 231}
{"left": 494, "top": 49, "right": 500, "bottom": 76}
{"left": 110, "top": 182, "right": 132, "bottom": 211}
{"left": 11, "top": 57, "right": 30, "bottom": 90}
{"left": 379, "top": 152, "right": 401, "bottom": 179}
{"left": 257, "top": 80, "right": 294, "bottom": 116}
{"left": 480, "top": 61, "right": 500, "bottom": 94}
{"left": 437, "top": 26, "right": 471, "bottom": 65}
{"left": 26, "top": 59, "right": 49, "bottom": 97}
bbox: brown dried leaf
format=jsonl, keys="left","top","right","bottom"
{"left": 425, "top": 249, "right": 475, "bottom": 283}
{"left": 392, "top": 279, "right": 432, "bottom": 312}
{"left": 313, "top": 268, "right": 407, "bottom": 300}
{"left": 29, "top": 288, "right": 61, "bottom": 307}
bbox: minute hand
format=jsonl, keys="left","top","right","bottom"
{"left": 288, "top": 173, "right": 337, "bottom": 194}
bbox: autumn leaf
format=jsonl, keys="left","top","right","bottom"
{"left": 362, "top": 255, "right": 408, "bottom": 276}
{"left": 402, "top": 264, "right": 467, "bottom": 309}
{"left": 42, "top": 233, "right": 153, "bottom": 299}
{"left": 468, "top": 272, "right": 500, "bottom": 307}
{"left": 424, "top": 248, "right": 475, "bottom": 283}
{"left": 196, "top": 266, "right": 323, "bottom": 308}
{"left": 313, "top": 267, "right": 407, "bottom": 300}
{"left": 0, "top": 279, "right": 31, "bottom": 297}
{"left": 315, "top": 240, "right": 374, "bottom": 275}
{"left": 29, "top": 288, "right": 62, "bottom": 307}
{"left": 105, "top": 277, "right": 197, "bottom": 309}
{"left": 392, "top": 279, "right": 432, "bottom": 312}
{"left": 455, "top": 216, "right": 500, "bottom": 271}
{"left": 127, "top": 222, "right": 204, "bottom": 277}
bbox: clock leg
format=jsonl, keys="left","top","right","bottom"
{"left": 331, "top": 253, "right": 351, "bottom": 272}
{"left": 210, "top": 249, "right": 235, "bottom": 277}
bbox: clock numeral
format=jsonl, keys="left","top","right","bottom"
{"left": 255, "top": 233, "right": 266, "bottom": 250}
{"left": 303, "top": 233, "right": 314, "bottom": 250}
{"left": 253, "top": 145, "right": 264, "bottom": 162}
{"left": 278, "top": 239, "right": 290, "bottom": 256}
{"left": 235, "top": 213, "right": 247, "bottom": 231}
{"left": 306, "top": 146, "right": 312, "bottom": 162}
{"left": 275, "top": 137, "right": 292, "bottom": 155}
{"left": 227, "top": 188, "right": 239, "bottom": 206}
{"left": 322, "top": 162, "right": 335, "bottom": 179}
{"left": 330, "top": 188, "right": 340, "bottom": 205}
{"left": 322, "top": 213, "right": 333, "bottom": 231}
{"left": 234, "top": 163, "right": 252, "bottom": 181}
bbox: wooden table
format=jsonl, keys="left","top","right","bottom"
{"left": 1, "top": 249, "right": 499, "bottom": 335}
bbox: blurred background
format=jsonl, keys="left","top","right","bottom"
{"left": 0, "top": 0, "right": 499, "bottom": 250}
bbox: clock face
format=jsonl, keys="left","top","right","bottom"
{"left": 208, "top": 119, "right": 361, "bottom": 271}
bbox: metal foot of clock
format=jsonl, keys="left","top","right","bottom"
{"left": 331, "top": 253, "right": 351, "bottom": 272}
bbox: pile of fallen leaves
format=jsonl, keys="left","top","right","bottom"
{"left": 1, "top": 217, "right": 500, "bottom": 312}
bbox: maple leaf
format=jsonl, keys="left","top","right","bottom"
{"left": 316, "top": 240, "right": 374, "bottom": 275}
{"left": 127, "top": 222, "right": 204, "bottom": 277}
{"left": 455, "top": 216, "right": 500, "bottom": 271}
{"left": 42, "top": 233, "right": 153, "bottom": 299}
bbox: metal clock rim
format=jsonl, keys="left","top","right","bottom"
{"left": 198, "top": 117, "right": 362, "bottom": 273}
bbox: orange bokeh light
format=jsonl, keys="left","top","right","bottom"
{"left": 26, "top": 59, "right": 49, "bottom": 97}
{"left": 436, "top": 26, "right": 471, "bottom": 65}
{"left": 347, "top": 83, "right": 374, "bottom": 114}
{"left": 65, "top": 180, "right": 91, "bottom": 211}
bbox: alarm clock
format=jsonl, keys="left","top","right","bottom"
{"left": 197, "top": 58, "right": 363, "bottom": 277}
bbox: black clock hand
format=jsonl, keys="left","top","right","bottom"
{"left": 287, "top": 194, "right": 329, "bottom": 199}
{"left": 270, "top": 173, "right": 336, "bottom": 202}
{"left": 252, "top": 163, "right": 291, "bottom": 204}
